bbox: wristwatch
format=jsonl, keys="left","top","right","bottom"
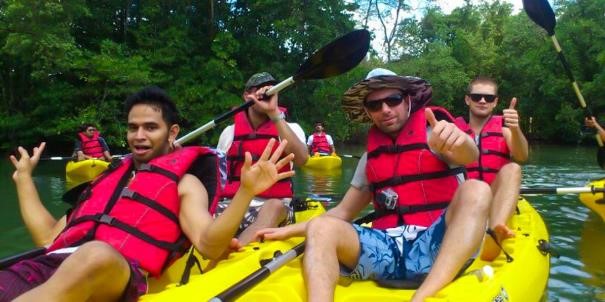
{"left": 270, "top": 111, "right": 286, "bottom": 122}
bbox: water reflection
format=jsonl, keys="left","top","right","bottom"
{"left": 579, "top": 214, "right": 605, "bottom": 300}
{"left": 297, "top": 167, "right": 343, "bottom": 198}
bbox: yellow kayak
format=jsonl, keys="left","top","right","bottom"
{"left": 142, "top": 198, "right": 550, "bottom": 301}
{"left": 65, "top": 159, "right": 109, "bottom": 189}
{"left": 304, "top": 154, "right": 342, "bottom": 170}
{"left": 142, "top": 200, "right": 326, "bottom": 300}
{"left": 579, "top": 179, "right": 605, "bottom": 221}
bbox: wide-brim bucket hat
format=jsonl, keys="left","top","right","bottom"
{"left": 342, "top": 68, "right": 432, "bottom": 123}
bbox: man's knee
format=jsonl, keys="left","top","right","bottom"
{"left": 306, "top": 216, "right": 349, "bottom": 239}
{"left": 500, "top": 162, "right": 521, "bottom": 176}
{"left": 454, "top": 179, "right": 491, "bottom": 212}
{"left": 73, "top": 241, "right": 129, "bottom": 273}
{"left": 260, "top": 198, "right": 287, "bottom": 214}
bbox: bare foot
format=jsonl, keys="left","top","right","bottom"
{"left": 480, "top": 224, "right": 515, "bottom": 261}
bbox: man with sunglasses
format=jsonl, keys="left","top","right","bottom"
{"left": 74, "top": 123, "right": 113, "bottom": 162}
{"left": 257, "top": 68, "right": 492, "bottom": 302}
{"left": 215, "top": 72, "right": 308, "bottom": 246}
{"left": 454, "top": 76, "right": 529, "bottom": 261}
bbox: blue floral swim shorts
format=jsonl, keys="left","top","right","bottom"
{"left": 341, "top": 213, "right": 447, "bottom": 281}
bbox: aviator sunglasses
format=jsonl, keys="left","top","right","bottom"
{"left": 468, "top": 93, "right": 497, "bottom": 103}
{"left": 363, "top": 94, "right": 405, "bottom": 112}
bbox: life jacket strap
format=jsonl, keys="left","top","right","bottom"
{"left": 120, "top": 188, "right": 180, "bottom": 223}
{"left": 370, "top": 167, "right": 466, "bottom": 191}
{"left": 367, "top": 143, "right": 429, "bottom": 159}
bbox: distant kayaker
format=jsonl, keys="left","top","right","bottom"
{"left": 257, "top": 68, "right": 492, "bottom": 302}
{"left": 454, "top": 76, "right": 529, "bottom": 261}
{"left": 1, "top": 86, "right": 294, "bottom": 302}
{"left": 307, "top": 121, "right": 336, "bottom": 156}
{"left": 74, "top": 123, "right": 113, "bottom": 162}
{"left": 585, "top": 116, "right": 605, "bottom": 142}
{"left": 215, "top": 72, "right": 308, "bottom": 245}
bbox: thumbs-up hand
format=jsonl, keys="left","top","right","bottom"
{"left": 503, "top": 97, "right": 519, "bottom": 129}
{"left": 426, "top": 108, "right": 467, "bottom": 155}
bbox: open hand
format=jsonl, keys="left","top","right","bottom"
{"left": 239, "top": 138, "right": 295, "bottom": 196}
{"left": 255, "top": 226, "right": 294, "bottom": 241}
{"left": 10, "top": 142, "right": 46, "bottom": 181}
{"left": 426, "top": 108, "right": 466, "bottom": 154}
{"left": 503, "top": 97, "right": 519, "bottom": 129}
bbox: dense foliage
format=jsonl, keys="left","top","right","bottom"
{"left": 0, "top": 0, "right": 603, "bottom": 154}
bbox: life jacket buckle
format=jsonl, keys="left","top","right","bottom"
{"left": 99, "top": 214, "right": 115, "bottom": 225}
{"left": 138, "top": 163, "right": 152, "bottom": 172}
{"left": 121, "top": 188, "right": 135, "bottom": 199}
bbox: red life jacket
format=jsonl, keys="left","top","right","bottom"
{"left": 310, "top": 133, "right": 331, "bottom": 154}
{"left": 222, "top": 109, "right": 293, "bottom": 199}
{"left": 454, "top": 115, "right": 510, "bottom": 184}
{"left": 47, "top": 147, "right": 222, "bottom": 276}
{"left": 77, "top": 130, "right": 105, "bottom": 158}
{"left": 366, "top": 106, "right": 465, "bottom": 229}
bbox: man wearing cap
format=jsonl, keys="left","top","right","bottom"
{"left": 215, "top": 72, "right": 308, "bottom": 245}
{"left": 257, "top": 68, "right": 492, "bottom": 302}
{"left": 454, "top": 76, "right": 529, "bottom": 261}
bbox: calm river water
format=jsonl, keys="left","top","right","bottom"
{"left": 0, "top": 144, "right": 603, "bottom": 301}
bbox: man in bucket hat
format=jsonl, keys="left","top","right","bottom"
{"left": 257, "top": 68, "right": 492, "bottom": 302}
{"left": 215, "top": 72, "right": 308, "bottom": 246}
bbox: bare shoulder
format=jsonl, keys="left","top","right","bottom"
{"left": 178, "top": 173, "right": 207, "bottom": 196}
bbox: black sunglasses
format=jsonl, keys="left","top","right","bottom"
{"left": 468, "top": 93, "right": 497, "bottom": 103}
{"left": 363, "top": 94, "right": 405, "bottom": 112}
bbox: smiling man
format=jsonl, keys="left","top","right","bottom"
{"left": 1, "top": 86, "right": 295, "bottom": 302}
{"left": 257, "top": 68, "right": 492, "bottom": 302}
{"left": 454, "top": 76, "right": 529, "bottom": 261}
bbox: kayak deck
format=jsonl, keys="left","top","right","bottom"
{"left": 304, "top": 155, "right": 342, "bottom": 170}
{"left": 141, "top": 201, "right": 326, "bottom": 300}
{"left": 65, "top": 159, "right": 109, "bottom": 188}
{"left": 233, "top": 198, "right": 549, "bottom": 302}
{"left": 579, "top": 179, "right": 605, "bottom": 221}
{"left": 142, "top": 198, "right": 549, "bottom": 301}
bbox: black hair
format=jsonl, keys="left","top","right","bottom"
{"left": 80, "top": 123, "right": 96, "bottom": 132}
{"left": 125, "top": 86, "right": 179, "bottom": 125}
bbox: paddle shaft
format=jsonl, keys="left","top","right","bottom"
{"left": 209, "top": 242, "right": 306, "bottom": 302}
{"left": 313, "top": 186, "right": 605, "bottom": 204}
{"left": 521, "top": 186, "right": 605, "bottom": 195}
{"left": 549, "top": 35, "right": 604, "bottom": 146}
{"left": 176, "top": 29, "right": 369, "bottom": 145}
{"left": 175, "top": 78, "right": 295, "bottom": 145}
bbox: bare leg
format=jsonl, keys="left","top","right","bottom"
{"left": 304, "top": 216, "right": 361, "bottom": 302}
{"left": 481, "top": 163, "right": 520, "bottom": 261}
{"left": 238, "top": 198, "right": 287, "bottom": 245}
{"left": 411, "top": 179, "right": 491, "bottom": 302}
{"left": 15, "top": 241, "right": 131, "bottom": 302}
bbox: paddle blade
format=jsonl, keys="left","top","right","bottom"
{"left": 598, "top": 147, "right": 605, "bottom": 169}
{"left": 294, "top": 29, "right": 370, "bottom": 81}
{"left": 523, "top": 0, "right": 556, "bottom": 35}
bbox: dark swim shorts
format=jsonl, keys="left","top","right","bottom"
{"left": 0, "top": 252, "right": 147, "bottom": 302}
